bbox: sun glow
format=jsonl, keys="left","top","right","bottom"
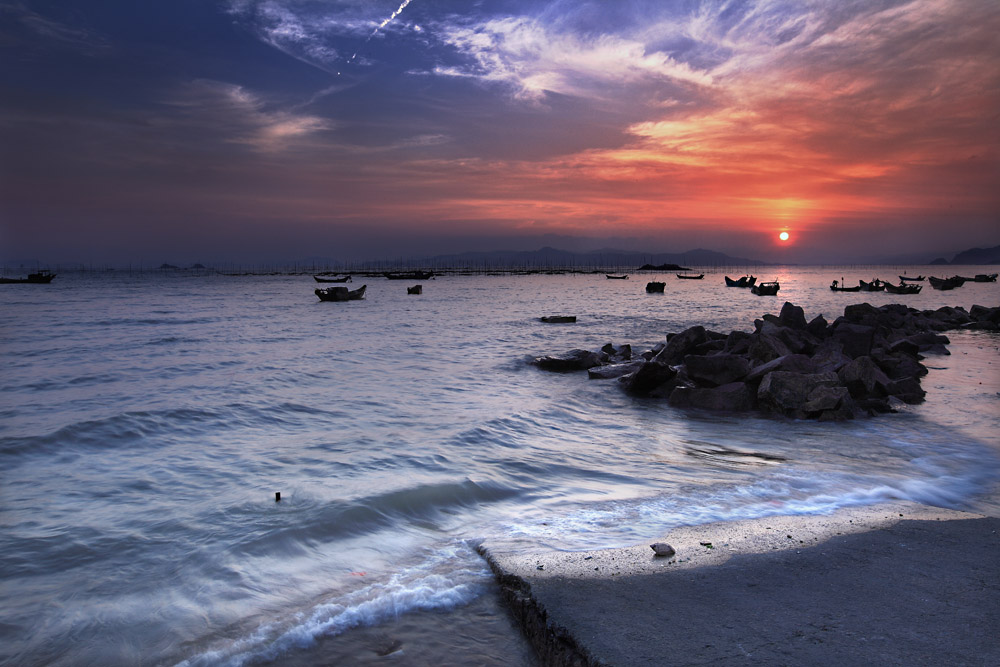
{"left": 779, "top": 231, "right": 790, "bottom": 241}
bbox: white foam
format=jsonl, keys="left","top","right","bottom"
{"left": 177, "top": 543, "right": 490, "bottom": 666}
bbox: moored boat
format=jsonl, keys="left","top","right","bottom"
{"left": 540, "top": 315, "right": 576, "bottom": 323}
{"left": 724, "top": 275, "right": 756, "bottom": 287}
{"left": 314, "top": 275, "right": 351, "bottom": 283}
{"left": 676, "top": 273, "right": 704, "bottom": 280}
{"left": 315, "top": 284, "right": 366, "bottom": 301}
{"left": 751, "top": 281, "right": 780, "bottom": 296}
{"left": 858, "top": 279, "right": 885, "bottom": 292}
{"left": 898, "top": 275, "right": 924, "bottom": 282}
{"left": 974, "top": 273, "right": 998, "bottom": 282}
{"left": 645, "top": 281, "right": 666, "bottom": 293}
{"left": 0, "top": 270, "right": 56, "bottom": 284}
{"left": 884, "top": 282, "right": 922, "bottom": 294}
{"left": 407, "top": 285, "right": 422, "bottom": 295}
{"left": 928, "top": 276, "right": 963, "bottom": 290}
{"left": 605, "top": 274, "right": 629, "bottom": 280}
{"left": 830, "top": 280, "right": 861, "bottom": 292}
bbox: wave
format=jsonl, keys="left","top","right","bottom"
{"left": 177, "top": 543, "right": 490, "bottom": 667}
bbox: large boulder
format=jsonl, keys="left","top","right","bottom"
{"left": 745, "top": 354, "right": 818, "bottom": 383}
{"left": 806, "top": 314, "right": 829, "bottom": 338}
{"left": 589, "top": 360, "right": 644, "bottom": 379}
{"left": 886, "top": 376, "right": 926, "bottom": 404}
{"left": 668, "top": 382, "right": 756, "bottom": 411}
{"left": 800, "top": 385, "right": 851, "bottom": 413}
{"left": 747, "top": 330, "right": 792, "bottom": 365}
{"left": 656, "top": 326, "right": 709, "bottom": 365}
{"left": 533, "top": 349, "right": 604, "bottom": 371}
{"left": 811, "top": 340, "right": 852, "bottom": 373}
{"left": 837, "top": 356, "right": 892, "bottom": 399}
{"left": 620, "top": 361, "right": 678, "bottom": 395}
{"left": 830, "top": 322, "right": 876, "bottom": 358}
{"left": 778, "top": 302, "right": 808, "bottom": 329}
{"left": 682, "top": 353, "right": 751, "bottom": 387}
{"left": 757, "top": 371, "right": 840, "bottom": 413}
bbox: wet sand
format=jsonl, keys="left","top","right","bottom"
{"left": 479, "top": 502, "right": 1000, "bottom": 665}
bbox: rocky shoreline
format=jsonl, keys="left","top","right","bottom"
{"left": 533, "top": 302, "right": 1000, "bottom": 420}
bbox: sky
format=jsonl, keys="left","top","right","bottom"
{"left": 1, "top": 0, "right": 998, "bottom": 265}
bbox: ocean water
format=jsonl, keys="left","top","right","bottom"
{"left": 1, "top": 267, "right": 998, "bottom": 665}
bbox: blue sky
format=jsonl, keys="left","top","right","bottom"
{"left": 2, "top": 0, "right": 998, "bottom": 264}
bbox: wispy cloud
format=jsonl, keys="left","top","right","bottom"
{"left": 162, "top": 80, "right": 331, "bottom": 152}
{"left": 0, "top": 1, "right": 108, "bottom": 53}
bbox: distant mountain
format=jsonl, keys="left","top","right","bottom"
{"left": 949, "top": 245, "right": 1000, "bottom": 265}
{"left": 420, "top": 246, "right": 767, "bottom": 268}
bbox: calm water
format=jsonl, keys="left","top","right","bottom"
{"left": 2, "top": 267, "right": 998, "bottom": 665}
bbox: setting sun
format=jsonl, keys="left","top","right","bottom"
{"left": 779, "top": 231, "right": 790, "bottom": 241}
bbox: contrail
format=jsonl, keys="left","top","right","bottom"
{"left": 349, "top": 0, "right": 416, "bottom": 62}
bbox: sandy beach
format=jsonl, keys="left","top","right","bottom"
{"left": 479, "top": 501, "right": 1000, "bottom": 666}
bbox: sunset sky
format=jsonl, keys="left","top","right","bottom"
{"left": 1, "top": 0, "right": 998, "bottom": 264}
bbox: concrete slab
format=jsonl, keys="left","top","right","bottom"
{"left": 479, "top": 502, "right": 1000, "bottom": 666}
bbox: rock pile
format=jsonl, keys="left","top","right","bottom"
{"left": 531, "top": 302, "right": 1000, "bottom": 420}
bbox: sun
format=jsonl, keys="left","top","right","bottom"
{"left": 778, "top": 231, "right": 790, "bottom": 242}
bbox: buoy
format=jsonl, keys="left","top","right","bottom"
{"left": 275, "top": 492, "right": 281, "bottom": 502}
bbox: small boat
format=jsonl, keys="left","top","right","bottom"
{"left": 315, "top": 284, "right": 366, "bottom": 301}
{"left": 751, "top": 281, "right": 780, "bottom": 296}
{"left": 384, "top": 271, "right": 434, "bottom": 280}
{"left": 724, "top": 275, "right": 756, "bottom": 287}
{"left": 974, "top": 273, "right": 998, "bottom": 282}
{"left": 898, "top": 275, "right": 924, "bottom": 282}
{"left": 676, "top": 273, "right": 704, "bottom": 280}
{"left": 0, "top": 270, "right": 56, "bottom": 284}
{"left": 606, "top": 274, "right": 629, "bottom": 280}
{"left": 645, "top": 281, "right": 666, "bottom": 293}
{"left": 540, "top": 315, "right": 576, "bottom": 323}
{"left": 858, "top": 279, "right": 886, "bottom": 292}
{"left": 928, "top": 276, "right": 964, "bottom": 290}
{"left": 830, "top": 280, "right": 861, "bottom": 292}
{"left": 407, "top": 285, "right": 422, "bottom": 295}
{"left": 314, "top": 275, "right": 351, "bottom": 283}
{"left": 884, "top": 282, "right": 922, "bottom": 294}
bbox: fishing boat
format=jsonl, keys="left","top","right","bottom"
{"left": 676, "top": 273, "right": 704, "bottom": 280}
{"left": 407, "top": 285, "right": 422, "bottom": 295}
{"left": 314, "top": 275, "right": 351, "bottom": 283}
{"left": 830, "top": 280, "right": 862, "bottom": 292}
{"left": 0, "top": 270, "right": 56, "bottom": 284}
{"left": 858, "top": 279, "right": 885, "bottom": 292}
{"left": 974, "top": 273, "right": 998, "bottom": 282}
{"left": 928, "top": 276, "right": 963, "bottom": 290}
{"left": 884, "top": 282, "right": 922, "bottom": 294}
{"left": 540, "top": 315, "right": 576, "bottom": 323}
{"left": 315, "top": 284, "right": 366, "bottom": 301}
{"left": 384, "top": 271, "right": 434, "bottom": 280}
{"left": 898, "top": 275, "right": 924, "bottom": 282}
{"left": 605, "top": 274, "right": 629, "bottom": 280}
{"left": 751, "top": 281, "right": 780, "bottom": 296}
{"left": 724, "top": 275, "right": 756, "bottom": 287}
{"left": 645, "top": 281, "right": 666, "bottom": 293}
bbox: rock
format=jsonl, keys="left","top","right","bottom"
{"left": 810, "top": 340, "right": 852, "bottom": 374}
{"left": 886, "top": 376, "right": 926, "bottom": 404}
{"left": 748, "top": 331, "right": 792, "bottom": 365}
{"left": 837, "top": 356, "right": 891, "bottom": 399}
{"left": 670, "top": 382, "right": 756, "bottom": 412}
{"left": 800, "top": 385, "right": 851, "bottom": 413}
{"left": 903, "top": 332, "right": 951, "bottom": 350}
{"left": 724, "top": 330, "right": 753, "bottom": 355}
{"left": 757, "top": 371, "right": 840, "bottom": 413}
{"left": 682, "top": 353, "right": 751, "bottom": 387}
{"left": 778, "top": 302, "right": 808, "bottom": 329}
{"left": 745, "top": 354, "right": 818, "bottom": 383}
{"left": 830, "top": 322, "right": 876, "bottom": 358}
{"left": 970, "top": 305, "right": 1000, "bottom": 324}
{"left": 650, "top": 543, "right": 676, "bottom": 557}
{"left": 588, "top": 360, "right": 645, "bottom": 379}
{"left": 601, "top": 343, "right": 633, "bottom": 362}
{"left": 656, "top": 326, "right": 709, "bottom": 365}
{"left": 620, "top": 361, "right": 678, "bottom": 395}
{"left": 533, "top": 349, "right": 603, "bottom": 371}
{"left": 887, "top": 339, "right": 921, "bottom": 357}
{"left": 806, "top": 314, "right": 829, "bottom": 338}
{"left": 877, "top": 353, "right": 928, "bottom": 380}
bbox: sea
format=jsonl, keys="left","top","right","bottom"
{"left": 1, "top": 266, "right": 998, "bottom": 666}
